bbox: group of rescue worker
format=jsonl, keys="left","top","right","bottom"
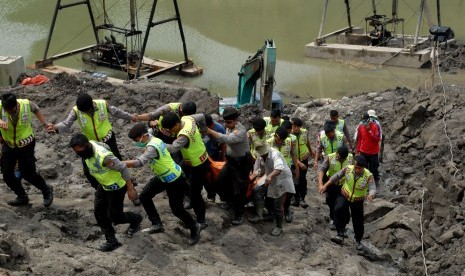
{"left": 0, "top": 92, "right": 382, "bottom": 252}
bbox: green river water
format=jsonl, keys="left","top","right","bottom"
{"left": 1, "top": 0, "right": 465, "bottom": 101}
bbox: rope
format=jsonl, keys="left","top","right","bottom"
{"left": 418, "top": 41, "right": 460, "bottom": 276}
{"left": 434, "top": 46, "right": 459, "bottom": 179}
{"left": 420, "top": 189, "right": 429, "bottom": 276}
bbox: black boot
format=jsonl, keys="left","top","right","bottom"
{"left": 127, "top": 213, "right": 143, "bottom": 238}
{"left": 7, "top": 195, "right": 29, "bottom": 206}
{"left": 99, "top": 233, "right": 122, "bottom": 252}
{"left": 300, "top": 197, "right": 309, "bottom": 208}
{"left": 248, "top": 200, "right": 264, "bottom": 223}
{"left": 142, "top": 216, "right": 164, "bottom": 234}
{"left": 188, "top": 223, "right": 201, "bottom": 246}
{"left": 292, "top": 196, "right": 300, "bottom": 207}
{"left": 42, "top": 185, "right": 54, "bottom": 207}
{"left": 284, "top": 208, "right": 293, "bottom": 223}
{"left": 271, "top": 216, "right": 283, "bottom": 236}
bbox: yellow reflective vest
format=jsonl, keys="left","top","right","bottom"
{"left": 85, "top": 141, "right": 126, "bottom": 191}
{"left": 326, "top": 152, "right": 353, "bottom": 185}
{"left": 178, "top": 116, "right": 208, "bottom": 167}
{"left": 263, "top": 117, "right": 283, "bottom": 134}
{"left": 0, "top": 99, "right": 34, "bottom": 148}
{"left": 157, "top": 103, "right": 181, "bottom": 137}
{"left": 335, "top": 119, "right": 345, "bottom": 134}
{"left": 320, "top": 131, "right": 344, "bottom": 156}
{"left": 295, "top": 128, "right": 310, "bottom": 161}
{"left": 73, "top": 100, "right": 112, "bottom": 142}
{"left": 267, "top": 136, "right": 293, "bottom": 167}
{"left": 248, "top": 128, "right": 270, "bottom": 157}
{"left": 341, "top": 165, "right": 372, "bottom": 202}
{"left": 147, "top": 136, "right": 182, "bottom": 183}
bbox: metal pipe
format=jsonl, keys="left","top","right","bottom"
{"left": 437, "top": 0, "right": 441, "bottom": 26}
{"left": 59, "top": 0, "right": 87, "bottom": 9}
{"left": 414, "top": 0, "right": 426, "bottom": 44}
{"left": 344, "top": 0, "right": 352, "bottom": 30}
{"left": 86, "top": 0, "right": 99, "bottom": 44}
{"left": 130, "top": 0, "right": 136, "bottom": 32}
{"left": 318, "top": 0, "right": 329, "bottom": 38}
{"left": 43, "top": 0, "right": 62, "bottom": 60}
{"left": 392, "top": 0, "right": 398, "bottom": 19}
{"left": 135, "top": 0, "right": 158, "bottom": 79}
{"left": 173, "top": 0, "right": 189, "bottom": 62}
{"left": 371, "top": 0, "right": 377, "bottom": 15}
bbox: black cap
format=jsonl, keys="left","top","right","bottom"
{"left": 128, "top": 123, "right": 147, "bottom": 140}
{"left": 222, "top": 107, "right": 239, "bottom": 120}
{"left": 354, "top": 155, "right": 367, "bottom": 167}
{"left": 324, "top": 121, "right": 335, "bottom": 133}
{"left": 362, "top": 112, "right": 370, "bottom": 121}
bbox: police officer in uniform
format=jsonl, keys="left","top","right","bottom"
{"left": 69, "top": 133, "right": 142, "bottom": 252}
{"left": 314, "top": 122, "right": 348, "bottom": 169}
{"left": 47, "top": 94, "right": 137, "bottom": 189}
{"left": 319, "top": 155, "right": 376, "bottom": 250}
{"left": 124, "top": 123, "right": 201, "bottom": 245}
{"left": 206, "top": 107, "right": 253, "bottom": 225}
{"left": 248, "top": 118, "right": 270, "bottom": 157}
{"left": 0, "top": 93, "right": 53, "bottom": 207}
{"left": 318, "top": 146, "right": 353, "bottom": 230}
{"left": 161, "top": 112, "right": 210, "bottom": 229}
{"left": 134, "top": 102, "right": 197, "bottom": 144}
{"left": 291, "top": 117, "right": 314, "bottom": 208}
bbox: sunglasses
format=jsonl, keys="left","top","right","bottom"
{"left": 224, "top": 120, "right": 234, "bottom": 124}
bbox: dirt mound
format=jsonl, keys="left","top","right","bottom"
{"left": 0, "top": 74, "right": 463, "bottom": 275}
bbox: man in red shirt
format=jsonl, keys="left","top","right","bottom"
{"left": 355, "top": 112, "right": 381, "bottom": 187}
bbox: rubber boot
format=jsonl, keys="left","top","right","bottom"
{"left": 271, "top": 216, "right": 283, "bottom": 236}
{"left": 142, "top": 216, "right": 164, "bottom": 234}
{"left": 7, "top": 195, "right": 29, "bottom": 206}
{"left": 248, "top": 200, "right": 265, "bottom": 223}
{"left": 127, "top": 213, "right": 143, "bottom": 238}
{"left": 42, "top": 185, "right": 54, "bottom": 207}
{"left": 188, "top": 223, "right": 201, "bottom": 246}
{"left": 99, "top": 233, "right": 122, "bottom": 252}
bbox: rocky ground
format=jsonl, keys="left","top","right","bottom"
{"left": 0, "top": 72, "right": 463, "bottom": 275}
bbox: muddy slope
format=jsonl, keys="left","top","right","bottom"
{"left": 0, "top": 74, "right": 463, "bottom": 275}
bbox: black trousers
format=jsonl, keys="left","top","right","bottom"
{"left": 321, "top": 174, "right": 338, "bottom": 221}
{"left": 294, "top": 158, "right": 309, "bottom": 200}
{"left": 360, "top": 153, "right": 380, "bottom": 182}
{"left": 334, "top": 195, "right": 365, "bottom": 242}
{"left": 1, "top": 140, "right": 48, "bottom": 197}
{"left": 186, "top": 160, "right": 210, "bottom": 222}
{"left": 265, "top": 194, "right": 286, "bottom": 219}
{"left": 94, "top": 185, "right": 139, "bottom": 235}
{"left": 139, "top": 175, "right": 195, "bottom": 228}
{"left": 83, "top": 132, "right": 121, "bottom": 189}
{"left": 217, "top": 154, "right": 253, "bottom": 218}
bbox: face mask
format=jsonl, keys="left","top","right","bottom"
{"left": 135, "top": 135, "right": 148, "bottom": 148}
{"left": 77, "top": 145, "right": 94, "bottom": 159}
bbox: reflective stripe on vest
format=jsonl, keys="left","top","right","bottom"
{"left": 0, "top": 99, "right": 34, "bottom": 148}
{"left": 320, "top": 131, "right": 344, "bottom": 156}
{"left": 267, "top": 136, "right": 292, "bottom": 167}
{"left": 147, "top": 136, "right": 182, "bottom": 183}
{"left": 295, "top": 128, "right": 309, "bottom": 161}
{"left": 326, "top": 153, "right": 353, "bottom": 185}
{"left": 263, "top": 117, "right": 283, "bottom": 134}
{"left": 85, "top": 141, "right": 126, "bottom": 191}
{"left": 341, "top": 165, "right": 372, "bottom": 202}
{"left": 178, "top": 116, "right": 208, "bottom": 167}
{"left": 248, "top": 128, "right": 270, "bottom": 156}
{"left": 73, "top": 100, "right": 112, "bottom": 142}
{"left": 335, "top": 119, "right": 345, "bottom": 134}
